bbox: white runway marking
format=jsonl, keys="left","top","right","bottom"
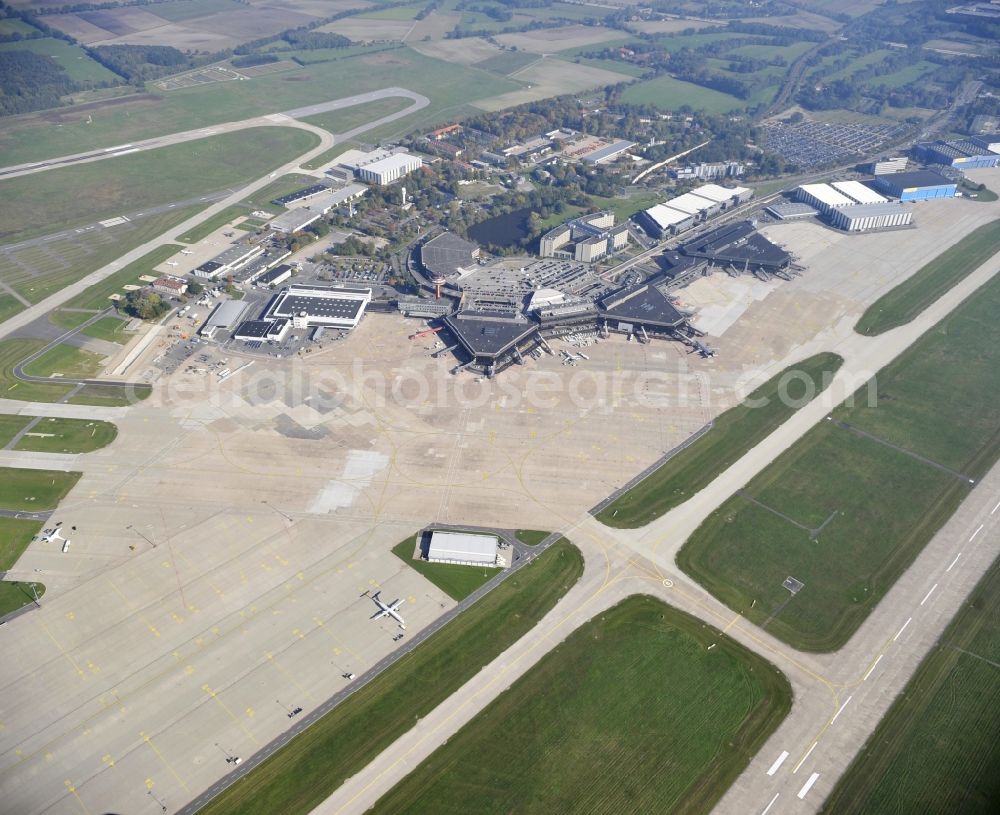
{"left": 992, "top": 498, "right": 1000, "bottom": 514}
{"left": 893, "top": 617, "right": 912, "bottom": 641}
{"left": 970, "top": 524, "right": 984, "bottom": 541}
{"left": 947, "top": 552, "right": 962, "bottom": 572}
{"left": 798, "top": 773, "right": 820, "bottom": 799}
{"left": 766, "top": 751, "right": 789, "bottom": 776}
{"left": 760, "top": 793, "right": 780, "bottom": 814}
{"left": 831, "top": 695, "right": 852, "bottom": 724}
{"left": 920, "top": 583, "right": 938, "bottom": 606}
{"left": 794, "top": 741, "right": 817, "bottom": 772}
{"left": 863, "top": 654, "right": 883, "bottom": 681}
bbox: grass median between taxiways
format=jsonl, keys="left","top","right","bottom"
{"left": 13, "top": 417, "right": 117, "bottom": 454}
{"left": 391, "top": 537, "right": 500, "bottom": 601}
{"left": 0, "top": 467, "right": 81, "bottom": 511}
{"left": 597, "top": 352, "right": 844, "bottom": 528}
{"left": 198, "top": 539, "right": 584, "bottom": 815}
{"left": 679, "top": 269, "right": 1000, "bottom": 651}
{"left": 855, "top": 218, "right": 1000, "bottom": 336}
{"left": 821, "top": 556, "right": 1000, "bottom": 814}
{"left": 371, "top": 595, "right": 791, "bottom": 815}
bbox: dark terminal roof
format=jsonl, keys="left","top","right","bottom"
{"left": 421, "top": 232, "right": 480, "bottom": 279}
{"left": 269, "top": 292, "right": 365, "bottom": 321}
{"left": 444, "top": 310, "right": 537, "bottom": 357}
{"left": 874, "top": 169, "right": 955, "bottom": 189}
{"left": 680, "top": 220, "right": 790, "bottom": 270}
{"left": 598, "top": 281, "right": 685, "bottom": 328}
{"left": 235, "top": 320, "right": 272, "bottom": 339}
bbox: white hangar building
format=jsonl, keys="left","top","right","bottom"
{"left": 427, "top": 530, "right": 499, "bottom": 566}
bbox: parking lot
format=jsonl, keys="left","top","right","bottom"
{"left": 762, "top": 118, "right": 911, "bottom": 168}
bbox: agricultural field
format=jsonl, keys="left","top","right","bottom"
{"left": 22, "top": 344, "right": 105, "bottom": 380}
{"left": 13, "top": 417, "right": 117, "bottom": 454}
{"left": 821, "top": 557, "right": 1000, "bottom": 815}
{"left": 856, "top": 219, "right": 1000, "bottom": 335}
{"left": 371, "top": 596, "right": 791, "bottom": 815}
{"left": 679, "top": 272, "right": 1000, "bottom": 651}
{"left": 598, "top": 353, "right": 844, "bottom": 528}
{"left": 0, "top": 37, "right": 119, "bottom": 84}
{"left": 622, "top": 74, "right": 743, "bottom": 114}
{"left": 0, "top": 47, "right": 519, "bottom": 167}
{"left": 0, "top": 127, "right": 318, "bottom": 245}
{"left": 495, "top": 24, "right": 626, "bottom": 54}
{"left": 0, "top": 516, "right": 43, "bottom": 570}
{"left": 391, "top": 538, "right": 498, "bottom": 601}
{"left": 197, "top": 540, "right": 584, "bottom": 815}
{"left": 0, "top": 466, "right": 81, "bottom": 512}
{"left": 0, "top": 207, "right": 200, "bottom": 306}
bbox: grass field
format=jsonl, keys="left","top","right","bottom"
{"left": 0, "top": 340, "right": 74, "bottom": 403}
{"left": 0, "top": 294, "right": 23, "bottom": 324}
{"left": 0, "top": 414, "right": 32, "bottom": 447}
{"left": 0, "top": 47, "right": 519, "bottom": 167}
{"left": 0, "top": 517, "right": 43, "bottom": 570}
{"left": 0, "top": 467, "right": 81, "bottom": 511}
{"left": 0, "top": 37, "right": 119, "bottom": 85}
{"left": 515, "top": 529, "right": 549, "bottom": 546}
{"left": 0, "top": 580, "right": 45, "bottom": 617}
{"left": 0, "top": 206, "right": 200, "bottom": 305}
{"left": 598, "top": 353, "right": 844, "bottom": 528}
{"left": 680, "top": 271, "right": 1000, "bottom": 651}
{"left": 855, "top": 219, "right": 1000, "bottom": 335}
{"left": 300, "top": 95, "right": 414, "bottom": 137}
{"left": 391, "top": 538, "right": 499, "bottom": 600}
{"left": 821, "top": 558, "right": 1000, "bottom": 814}
{"left": 198, "top": 540, "right": 584, "bottom": 815}
{"left": 80, "top": 316, "right": 129, "bottom": 344}
{"left": 14, "top": 417, "right": 117, "bottom": 454}
{"left": 371, "top": 595, "right": 791, "bottom": 815}
{"left": 0, "top": 128, "right": 318, "bottom": 246}
{"left": 22, "top": 344, "right": 105, "bottom": 380}
{"left": 62, "top": 244, "right": 183, "bottom": 311}
{"left": 622, "top": 74, "right": 744, "bottom": 113}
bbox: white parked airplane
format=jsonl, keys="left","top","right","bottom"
{"left": 39, "top": 525, "right": 70, "bottom": 550}
{"left": 369, "top": 591, "right": 406, "bottom": 629}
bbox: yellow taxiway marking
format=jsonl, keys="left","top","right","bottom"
{"left": 201, "top": 685, "right": 258, "bottom": 744}
{"left": 36, "top": 618, "right": 85, "bottom": 681}
{"left": 140, "top": 731, "right": 189, "bottom": 792}
{"left": 64, "top": 779, "right": 91, "bottom": 814}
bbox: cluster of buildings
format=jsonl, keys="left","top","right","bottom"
{"left": 913, "top": 135, "right": 1000, "bottom": 171}
{"left": 793, "top": 180, "right": 913, "bottom": 232}
{"left": 637, "top": 183, "right": 754, "bottom": 238}
{"left": 269, "top": 183, "right": 368, "bottom": 235}
{"left": 539, "top": 212, "right": 630, "bottom": 263}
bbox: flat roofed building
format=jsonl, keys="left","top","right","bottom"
{"left": 680, "top": 220, "right": 791, "bottom": 271}
{"left": 427, "top": 530, "right": 498, "bottom": 566}
{"left": 266, "top": 284, "right": 372, "bottom": 330}
{"left": 766, "top": 201, "right": 819, "bottom": 220}
{"left": 860, "top": 156, "right": 908, "bottom": 175}
{"left": 597, "top": 279, "right": 686, "bottom": 334}
{"left": 193, "top": 260, "right": 225, "bottom": 280}
{"left": 971, "top": 133, "right": 1000, "bottom": 154}
{"left": 234, "top": 318, "right": 290, "bottom": 342}
{"left": 691, "top": 183, "right": 753, "bottom": 206}
{"left": 638, "top": 204, "right": 695, "bottom": 237}
{"left": 420, "top": 232, "right": 481, "bottom": 280}
{"left": 269, "top": 208, "right": 323, "bottom": 235}
{"left": 873, "top": 170, "right": 957, "bottom": 202}
{"left": 255, "top": 264, "right": 293, "bottom": 288}
{"left": 581, "top": 139, "right": 635, "bottom": 164}
{"left": 355, "top": 153, "right": 422, "bottom": 185}
{"left": 829, "top": 202, "right": 913, "bottom": 232}
{"left": 666, "top": 192, "right": 718, "bottom": 216}
{"left": 796, "top": 183, "right": 856, "bottom": 213}
{"left": 831, "top": 180, "right": 887, "bottom": 205}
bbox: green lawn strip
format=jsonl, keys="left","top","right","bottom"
{"left": 0, "top": 414, "right": 32, "bottom": 447}
{"left": 391, "top": 538, "right": 498, "bottom": 600}
{"left": 0, "top": 127, "right": 318, "bottom": 246}
{"left": 0, "top": 294, "right": 23, "bottom": 325}
{"left": 821, "top": 558, "right": 1000, "bottom": 814}
{"left": 177, "top": 206, "right": 251, "bottom": 244}
{"left": 14, "top": 417, "right": 117, "bottom": 454}
{"left": 22, "top": 345, "right": 105, "bottom": 380}
{"left": 680, "top": 272, "right": 1000, "bottom": 651}
{"left": 855, "top": 219, "right": 1000, "bottom": 336}
{"left": 0, "top": 467, "right": 81, "bottom": 512}
{"left": 62, "top": 244, "right": 183, "bottom": 311}
{"left": 300, "top": 96, "right": 414, "bottom": 136}
{"left": 0, "top": 340, "right": 74, "bottom": 403}
{"left": 66, "top": 384, "right": 151, "bottom": 407}
{"left": 515, "top": 529, "right": 549, "bottom": 546}
{"left": 197, "top": 540, "right": 584, "bottom": 815}
{"left": 0, "top": 517, "right": 43, "bottom": 570}
{"left": 598, "top": 353, "right": 844, "bottom": 528}
{"left": 371, "top": 595, "right": 791, "bottom": 815}
{"left": 0, "top": 580, "right": 45, "bottom": 617}
{"left": 81, "top": 317, "right": 129, "bottom": 344}
{"left": 49, "top": 310, "right": 96, "bottom": 332}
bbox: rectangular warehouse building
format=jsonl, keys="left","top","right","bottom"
{"left": 831, "top": 180, "right": 887, "bottom": 205}
{"left": 873, "top": 170, "right": 957, "bottom": 202}
{"left": 266, "top": 284, "right": 372, "bottom": 329}
{"left": 914, "top": 140, "right": 1000, "bottom": 170}
{"left": 829, "top": 202, "right": 912, "bottom": 232}
{"left": 355, "top": 153, "right": 422, "bottom": 184}
{"left": 796, "top": 183, "right": 855, "bottom": 214}
{"left": 427, "top": 530, "right": 498, "bottom": 566}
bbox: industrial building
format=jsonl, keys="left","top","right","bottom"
{"left": 233, "top": 318, "right": 290, "bottom": 342}
{"left": 539, "top": 211, "right": 629, "bottom": 263}
{"left": 971, "top": 133, "right": 1000, "bottom": 154}
{"left": 269, "top": 208, "right": 323, "bottom": 235}
{"left": 193, "top": 243, "right": 265, "bottom": 279}
{"left": 265, "top": 284, "right": 372, "bottom": 330}
{"left": 766, "top": 202, "right": 819, "bottom": 220}
{"left": 272, "top": 183, "right": 327, "bottom": 207}
{"left": 829, "top": 202, "right": 912, "bottom": 232}
{"left": 796, "top": 183, "right": 857, "bottom": 214}
{"left": 255, "top": 264, "right": 293, "bottom": 289}
{"left": 354, "top": 152, "right": 422, "bottom": 184}
{"left": 419, "top": 232, "right": 481, "bottom": 282}
{"left": 199, "top": 300, "right": 249, "bottom": 338}
{"left": 914, "top": 139, "right": 1000, "bottom": 170}
{"left": 859, "top": 156, "right": 908, "bottom": 175}
{"left": 581, "top": 139, "right": 636, "bottom": 165}
{"left": 831, "top": 180, "right": 887, "bottom": 205}
{"left": 426, "top": 530, "right": 499, "bottom": 566}
{"left": 873, "top": 170, "right": 957, "bottom": 202}
{"left": 636, "top": 184, "right": 753, "bottom": 238}
{"left": 269, "top": 183, "right": 367, "bottom": 234}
